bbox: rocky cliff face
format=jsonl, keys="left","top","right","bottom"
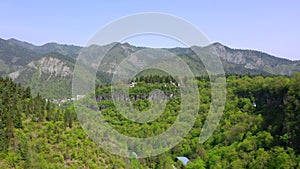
{"left": 9, "top": 56, "right": 73, "bottom": 80}
{"left": 208, "top": 43, "right": 297, "bottom": 75}
{"left": 210, "top": 43, "right": 247, "bottom": 64}
{"left": 38, "top": 57, "right": 72, "bottom": 78}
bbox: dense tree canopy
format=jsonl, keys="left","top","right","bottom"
{"left": 1, "top": 74, "right": 300, "bottom": 168}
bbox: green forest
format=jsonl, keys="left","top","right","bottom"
{"left": 1, "top": 74, "right": 300, "bottom": 168}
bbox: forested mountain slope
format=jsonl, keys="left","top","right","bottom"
{"left": 1, "top": 74, "right": 300, "bottom": 168}
{"left": 1, "top": 38, "right": 300, "bottom": 99}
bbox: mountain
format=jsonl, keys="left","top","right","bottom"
{"left": 8, "top": 52, "right": 74, "bottom": 98}
{"left": 1, "top": 38, "right": 300, "bottom": 98}
{"left": 75, "top": 42, "right": 300, "bottom": 77}
{"left": 0, "top": 38, "right": 39, "bottom": 74}
{"left": 8, "top": 38, "right": 82, "bottom": 58}
{"left": 207, "top": 43, "right": 300, "bottom": 75}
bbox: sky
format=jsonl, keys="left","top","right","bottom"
{"left": 0, "top": 1, "right": 299, "bottom": 60}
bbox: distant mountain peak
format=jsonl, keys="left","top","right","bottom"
{"left": 211, "top": 42, "right": 224, "bottom": 46}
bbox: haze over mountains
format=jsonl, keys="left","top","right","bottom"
{"left": 1, "top": 37, "right": 299, "bottom": 98}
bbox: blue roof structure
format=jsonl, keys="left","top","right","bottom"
{"left": 176, "top": 156, "right": 190, "bottom": 166}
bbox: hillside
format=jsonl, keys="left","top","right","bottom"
{"left": 1, "top": 38, "right": 300, "bottom": 99}
{"left": 0, "top": 76, "right": 128, "bottom": 168}
{"left": 8, "top": 52, "right": 74, "bottom": 99}
{"left": 1, "top": 75, "right": 300, "bottom": 168}
{"left": 0, "top": 38, "right": 39, "bottom": 75}
{"left": 207, "top": 43, "right": 300, "bottom": 75}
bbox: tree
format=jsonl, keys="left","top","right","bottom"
{"left": 186, "top": 157, "right": 206, "bottom": 169}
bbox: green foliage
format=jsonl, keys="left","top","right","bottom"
{"left": 1, "top": 74, "right": 300, "bottom": 168}
{"left": 186, "top": 157, "right": 206, "bottom": 169}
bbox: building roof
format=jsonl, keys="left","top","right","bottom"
{"left": 176, "top": 156, "right": 190, "bottom": 166}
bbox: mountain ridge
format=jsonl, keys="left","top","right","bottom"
{"left": 5, "top": 38, "right": 297, "bottom": 61}
{"left": 1, "top": 37, "right": 300, "bottom": 98}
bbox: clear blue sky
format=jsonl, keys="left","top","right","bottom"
{"left": 0, "top": 1, "right": 299, "bottom": 60}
